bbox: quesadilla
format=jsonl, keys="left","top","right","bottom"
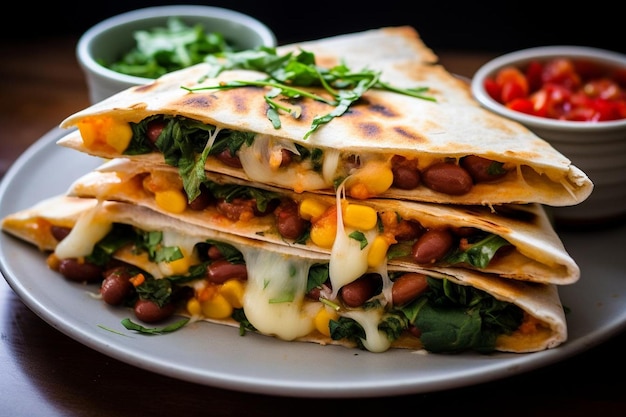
{"left": 66, "top": 158, "right": 580, "bottom": 285}
{"left": 57, "top": 26, "right": 593, "bottom": 207}
{"left": 1, "top": 195, "right": 567, "bottom": 354}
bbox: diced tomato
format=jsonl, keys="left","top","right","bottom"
{"left": 542, "top": 84, "right": 572, "bottom": 119}
{"left": 565, "top": 107, "right": 598, "bottom": 121}
{"left": 487, "top": 56, "right": 626, "bottom": 122}
{"left": 506, "top": 98, "right": 534, "bottom": 115}
{"left": 500, "top": 81, "right": 527, "bottom": 103}
{"left": 583, "top": 79, "right": 621, "bottom": 100}
{"left": 495, "top": 66, "right": 529, "bottom": 96}
{"left": 525, "top": 60, "right": 544, "bottom": 92}
{"left": 590, "top": 98, "right": 624, "bottom": 121}
{"left": 541, "top": 58, "right": 581, "bottom": 90}
{"left": 483, "top": 77, "right": 502, "bottom": 102}
{"left": 528, "top": 90, "right": 548, "bottom": 117}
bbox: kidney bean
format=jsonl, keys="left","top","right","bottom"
{"left": 422, "top": 162, "right": 473, "bottom": 195}
{"left": 215, "top": 149, "right": 243, "bottom": 168}
{"left": 146, "top": 119, "right": 166, "bottom": 144}
{"left": 275, "top": 200, "right": 308, "bottom": 240}
{"left": 460, "top": 155, "right": 507, "bottom": 183}
{"left": 392, "top": 273, "right": 429, "bottom": 305}
{"left": 188, "top": 184, "right": 214, "bottom": 211}
{"left": 307, "top": 286, "right": 322, "bottom": 301}
{"left": 58, "top": 258, "right": 103, "bottom": 282}
{"left": 134, "top": 299, "right": 176, "bottom": 323}
{"left": 391, "top": 155, "right": 421, "bottom": 190}
{"left": 207, "top": 245, "right": 224, "bottom": 260}
{"left": 340, "top": 274, "right": 381, "bottom": 307}
{"left": 100, "top": 267, "right": 134, "bottom": 305}
{"left": 50, "top": 225, "right": 72, "bottom": 242}
{"left": 207, "top": 260, "right": 248, "bottom": 284}
{"left": 412, "top": 229, "right": 454, "bottom": 264}
{"left": 307, "top": 281, "right": 332, "bottom": 301}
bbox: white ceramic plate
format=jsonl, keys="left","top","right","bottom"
{"left": 2, "top": 128, "right": 626, "bottom": 398}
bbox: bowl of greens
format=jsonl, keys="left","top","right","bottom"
{"left": 77, "top": 5, "right": 277, "bottom": 103}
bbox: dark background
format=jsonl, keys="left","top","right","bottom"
{"left": 6, "top": 1, "right": 625, "bottom": 55}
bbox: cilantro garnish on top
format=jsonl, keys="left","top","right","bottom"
{"left": 183, "top": 47, "right": 436, "bottom": 139}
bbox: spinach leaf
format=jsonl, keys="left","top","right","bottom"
{"left": 329, "top": 276, "right": 524, "bottom": 354}
{"left": 442, "top": 234, "right": 511, "bottom": 269}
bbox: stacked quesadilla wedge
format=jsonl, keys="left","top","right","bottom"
{"left": 2, "top": 195, "right": 566, "bottom": 353}
{"left": 1, "top": 26, "right": 589, "bottom": 354}
{"left": 56, "top": 26, "right": 592, "bottom": 207}
{"left": 66, "top": 158, "right": 579, "bottom": 285}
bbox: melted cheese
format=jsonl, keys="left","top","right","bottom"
{"left": 49, "top": 199, "right": 395, "bottom": 352}
{"left": 240, "top": 246, "right": 317, "bottom": 340}
{"left": 54, "top": 202, "right": 112, "bottom": 259}
{"left": 342, "top": 309, "right": 391, "bottom": 353}
{"left": 114, "top": 248, "right": 162, "bottom": 278}
{"left": 238, "top": 134, "right": 329, "bottom": 192}
{"left": 329, "top": 184, "right": 377, "bottom": 298}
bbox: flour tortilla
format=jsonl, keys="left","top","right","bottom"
{"left": 66, "top": 158, "right": 580, "bottom": 285}
{"left": 57, "top": 26, "right": 593, "bottom": 207}
{"left": 1, "top": 195, "right": 566, "bottom": 353}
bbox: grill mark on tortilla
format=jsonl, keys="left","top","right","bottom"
{"left": 134, "top": 82, "right": 159, "bottom": 94}
{"left": 392, "top": 126, "right": 424, "bottom": 142}
{"left": 178, "top": 94, "right": 216, "bottom": 108}
{"left": 368, "top": 102, "right": 397, "bottom": 118}
{"left": 357, "top": 122, "right": 382, "bottom": 138}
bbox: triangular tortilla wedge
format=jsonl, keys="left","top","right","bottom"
{"left": 65, "top": 158, "right": 580, "bottom": 285}
{"left": 2, "top": 195, "right": 566, "bottom": 353}
{"left": 57, "top": 26, "right": 593, "bottom": 207}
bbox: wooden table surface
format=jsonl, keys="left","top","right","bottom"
{"left": 1, "top": 36, "right": 625, "bottom": 417}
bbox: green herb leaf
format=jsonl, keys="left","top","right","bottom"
{"left": 104, "top": 17, "right": 234, "bottom": 79}
{"left": 348, "top": 231, "right": 368, "bottom": 250}
{"left": 442, "top": 234, "right": 511, "bottom": 269}
{"left": 186, "top": 47, "right": 436, "bottom": 139}
{"left": 121, "top": 317, "right": 190, "bottom": 335}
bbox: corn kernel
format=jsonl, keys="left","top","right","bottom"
{"left": 310, "top": 221, "right": 337, "bottom": 248}
{"left": 343, "top": 204, "right": 377, "bottom": 230}
{"left": 165, "top": 256, "right": 190, "bottom": 275}
{"left": 201, "top": 293, "right": 233, "bottom": 319}
{"left": 219, "top": 279, "right": 245, "bottom": 309}
{"left": 76, "top": 116, "right": 133, "bottom": 153}
{"left": 367, "top": 235, "right": 390, "bottom": 267}
{"left": 155, "top": 189, "right": 187, "bottom": 214}
{"left": 299, "top": 198, "right": 329, "bottom": 221}
{"left": 186, "top": 298, "right": 202, "bottom": 316}
{"left": 106, "top": 122, "right": 134, "bottom": 153}
{"left": 348, "top": 161, "right": 394, "bottom": 198}
{"left": 309, "top": 206, "right": 337, "bottom": 248}
{"left": 314, "top": 306, "right": 339, "bottom": 337}
{"left": 77, "top": 119, "right": 100, "bottom": 149}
